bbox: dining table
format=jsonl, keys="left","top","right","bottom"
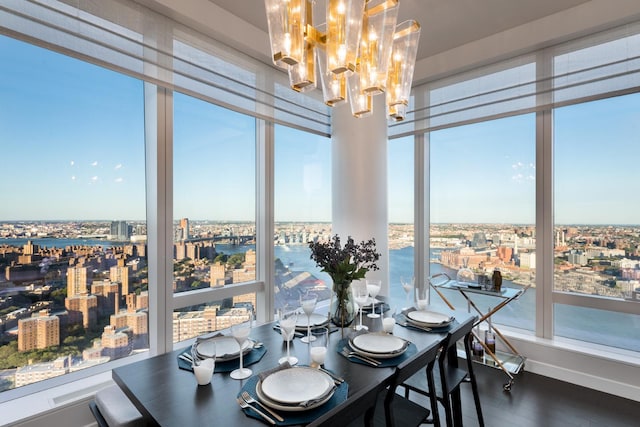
{"left": 111, "top": 307, "right": 476, "bottom": 427}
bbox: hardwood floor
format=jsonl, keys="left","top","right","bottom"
{"left": 405, "top": 364, "right": 640, "bottom": 427}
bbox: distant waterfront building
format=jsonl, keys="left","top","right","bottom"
{"left": 177, "top": 218, "right": 190, "bottom": 241}
{"left": 101, "top": 325, "right": 131, "bottom": 360}
{"left": 568, "top": 250, "right": 589, "bottom": 266}
{"left": 22, "top": 240, "right": 39, "bottom": 255}
{"left": 497, "top": 246, "right": 514, "bottom": 264}
{"left": 65, "top": 293, "right": 98, "bottom": 330}
{"left": 91, "top": 279, "right": 120, "bottom": 316}
{"left": 110, "top": 262, "right": 130, "bottom": 295}
{"left": 67, "top": 266, "right": 89, "bottom": 297}
{"left": 519, "top": 251, "right": 536, "bottom": 269}
{"left": 14, "top": 357, "right": 67, "bottom": 387}
{"left": 110, "top": 220, "right": 131, "bottom": 241}
{"left": 210, "top": 262, "right": 226, "bottom": 287}
{"left": 17, "top": 310, "right": 60, "bottom": 351}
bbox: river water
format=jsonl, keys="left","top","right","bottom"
{"left": 2, "top": 237, "right": 638, "bottom": 351}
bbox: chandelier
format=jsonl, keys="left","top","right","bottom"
{"left": 264, "top": 0, "right": 420, "bottom": 121}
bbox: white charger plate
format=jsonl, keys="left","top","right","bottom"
{"left": 295, "top": 313, "right": 329, "bottom": 329}
{"left": 256, "top": 380, "right": 334, "bottom": 412}
{"left": 195, "top": 336, "right": 252, "bottom": 361}
{"left": 349, "top": 333, "right": 409, "bottom": 359}
{"left": 260, "top": 367, "right": 334, "bottom": 405}
{"left": 406, "top": 310, "right": 452, "bottom": 327}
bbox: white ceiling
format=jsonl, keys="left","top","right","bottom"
{"left": 138, "top": 0, "right": 640, "bottom": 83}
{"left": 208, "top": 0, "right": 591, "bottom": 61}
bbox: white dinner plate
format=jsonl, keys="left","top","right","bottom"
{"left": 349, "top": 333, "right": 409, "bottom": 358}
{"left": 406, "top": 310, "right": 452, "bottom": 327}
{"left": 195, "top": 336, "right": 252, "bottom": 361}
{"left": 295, "top": 313, "right": 329, "bottom": 329}
{"left": 256, "top": 380, "right": 334, "bottom": 412}
{"left": 260, "top": 367, "right": 334, "bottom": 405}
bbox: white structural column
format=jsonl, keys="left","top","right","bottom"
{"left": 331, "top": 96, "right": 390, "bottom": 295}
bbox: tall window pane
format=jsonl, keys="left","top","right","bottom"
{"left": 388, "top": 136, "right": 414, "bottom": 309}
{"left": 0, "top": 36, "right": 147, "bottom": 392}
{"left": 554, "top": 94, "right": 640, "bottom": 351}
{"left": 172, "top": 93, "right": 256, "bottom": 342}
{"left": 274, "top": 125, "right": 331, "bottom": 312}
{"left": 430, "top": 115, "right": 536, "bottom": 332}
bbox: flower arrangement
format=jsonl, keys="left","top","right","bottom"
{"left": 308, "top": 234, "right": 381, "bottom": 327}
{"left": 308, "top": 234, "right": 381, "bottom": 291}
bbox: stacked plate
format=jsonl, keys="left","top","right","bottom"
{"left": 348, "top": 333, "right": 410, "bottom": 359}
{"left": 256, "top": 367, "right": 336, "bottom": 411}
{"left": 405, "top": 310, "right": 453, "bottom": 329}
{"left": 295, "top": 313, "right": 329, "bottom": 331}
{"left": 194, "top": 335, "right": 253, "bottom": 361}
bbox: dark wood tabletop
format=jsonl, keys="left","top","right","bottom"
{"left": 112, "top": 309, "right": 475, "bottom": 427}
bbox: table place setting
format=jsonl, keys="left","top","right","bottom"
{"left": 336, "top": 331, "right": 416, "bottom": 368}
{"left": 176, "top": 334, "right": 267, "bottom": 374}
{"left": 237, "top": 362, "right": 349, "bottom": 426}
{"left": 395, "top": 307, "right": 456, "bottom": 333}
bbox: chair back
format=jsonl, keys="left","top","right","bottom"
{"left": 439, "top": 316, "right": 475, "bottom": 366}
{"left": 393, "top": 340, "right": 441, "bottom": 387}
{"left": 307, "top": 382, "right": 382, "bottom": 427}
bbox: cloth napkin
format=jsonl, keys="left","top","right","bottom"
{"left": 238, "top": 371, "right": 348, "bottom": 426}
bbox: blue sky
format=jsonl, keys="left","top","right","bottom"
{"left": 1, "top": 35, "right": 639, "bottom": 225}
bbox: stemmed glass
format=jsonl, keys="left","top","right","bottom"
{"left": 366, "top": 279, "right": 382, "bottom": 318}
{"left": 230, "top": 321, "right": 252, "bottom": 380}
{"left": 352, "top": 281, "right": 369, "bottom": 331}
{"left": 278, "top": 306, "right": 298, "bottom": 366}
{"left": 300, "top": 292, "right": 318, "bottom": 343}
{"left": 401, "top": 276, "right": 415, "bottom": 310}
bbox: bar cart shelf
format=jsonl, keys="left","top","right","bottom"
{"left": 430, "top": 273, "right": 530, "bottom": 391}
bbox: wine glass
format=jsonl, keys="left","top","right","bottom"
{"left": 366, "top": 279, "right": 382, "bottom": 318}
{"left": 415, "top": 285, "right": 430, "bottom": 311}
{"left": 401, "top": 276, "right": 415, "bottom": 310}
{"left": 229, "top": 321, "right": 252, "bottom": 380}
{"left": 300, "top": 292, "right": 318, "bottom": 343}
{"left": 278, "top": 306, "right": 298, "bottom": 365}
{"left": 352, "top": 281, "right": 369, "bottom": 331}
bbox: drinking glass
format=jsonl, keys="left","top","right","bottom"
{"left": 415, "top": 285, "right": 430, "bottom": 310}
{"left": 278, "top": 306, "right": 298, "bottom": 365}
{"left": 366, "top": 279, "right": 382, "bottom": 318}
{"left": 309, "top": 327, "right": 328, "bottom": 368}
{"left": 382, "top": 306, "right": 397, "bottom": 333}
{"left": 191, "top": 342, "right": 215, "bottom": 386}
{"left": 230, "top": 321, "right": 252, "bottom": 380}
{"left": 300, "top": 292, "right": 318, "bottom": 343}
{"left": 401, "top": 276, "right": 415, "bottom": 310}
{"left": 352, "top": 281, "right": 369, "bottom": 331}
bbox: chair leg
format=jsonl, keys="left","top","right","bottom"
{"left": 466, "top": 363, "right": 484, "bottom": 427}
{"left": 426, "top": 369, "right": 441, "bottom": 427}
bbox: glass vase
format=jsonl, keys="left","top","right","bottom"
{"left": 329, "top": 281, "right": 356, "bottom": 329}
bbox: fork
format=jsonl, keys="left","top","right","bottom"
{"left": 340, "top": 347, "right": 381, "bottom": 366}
{"left": 241, "top": 391, "right": 284, "bottom": 422}
{"left": 237, "top": 397, "right": 276, "bottom": 425}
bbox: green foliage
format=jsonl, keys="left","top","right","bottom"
{"left": 309, "top": 235, "right": 380, "bottom": 295}
{"left": 227, "top": 253, "right": 245, "bottom": 268}
{"left": 214, "top": 253, "right": 228, "bottom": 264}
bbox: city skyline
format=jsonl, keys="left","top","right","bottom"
{"left": 2, "top": 35, "right": 639, "bottom": 225}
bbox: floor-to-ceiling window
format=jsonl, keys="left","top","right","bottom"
{"left": 429, "top": 115, "right": 536, "bottom": 332}
{"left": 273, "top": 125, "right": 332, "bottom": 312}
{"left": 172, "top": 92, "right": 257, "bottom": 343}
{"left": 553, "top": 93, "right": 640, "bottom": 352}
{"left": 388, "top": 136, "right": 415, "bottom": 309}
{"left": 0, "top": 36, "right": 148, "bottom": 392}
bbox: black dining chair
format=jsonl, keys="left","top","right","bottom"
{"left": 88, "top": 385, "right": 144, "bottom": 427}
{"left": 369, "top": 340, "right": 441, "bottom": 427}
{"left": 402, "top": 319, "right": 484, "bottom": 427}
{"left": 307, "top": 381, "right": 383, "bottom": 427}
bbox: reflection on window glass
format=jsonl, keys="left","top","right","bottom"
{"left": 172, "top": 92, "right": 256, "bottom": 342}
{"left": 274, "top": 125, "right": 331, "bottom": 312}
{"left": 429, "top": 114, "right": 536, "bottom": 331}
{"left": 387, "top": 136, "right": 414, "bottom": 309}
{"left": 0, "top": 36, "right": 147, "bottom": 392}
{"left": 554, "top": 94, "right": 640, "bottom": 351}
